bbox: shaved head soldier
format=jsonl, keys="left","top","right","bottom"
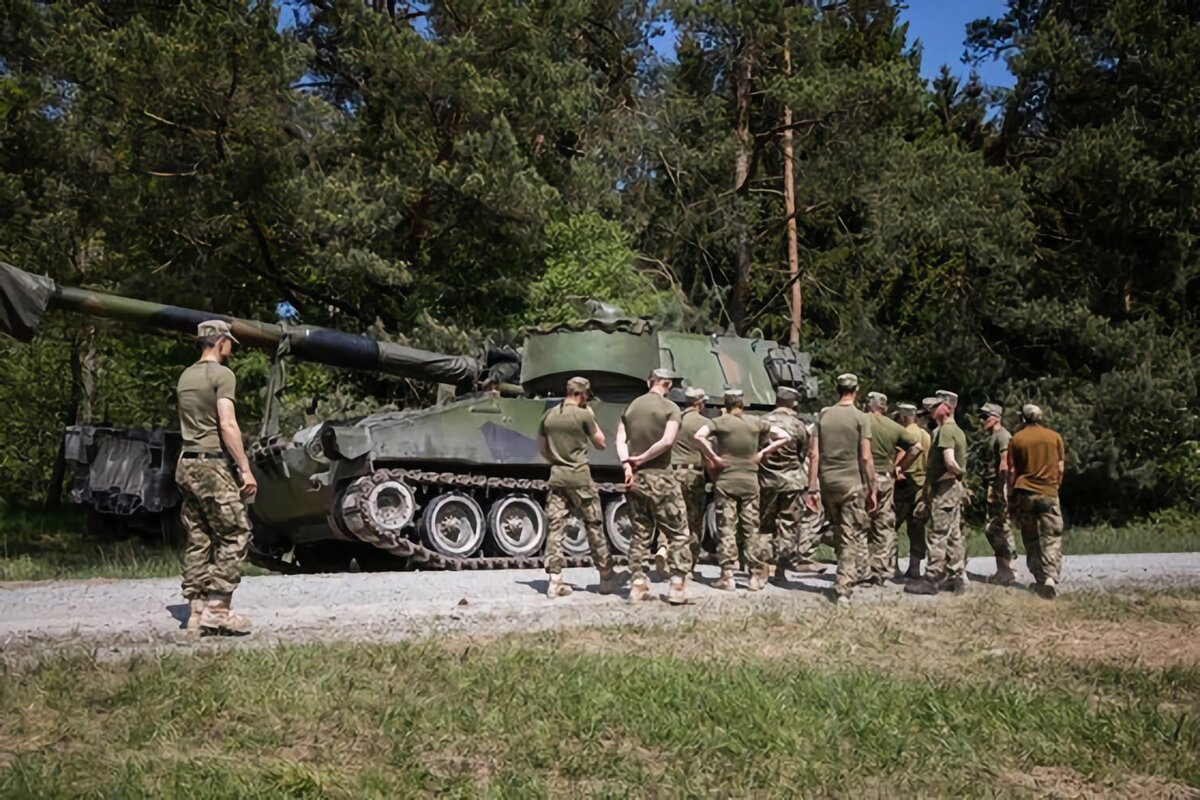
{"left": 695, "top": 390, "right": 790, "bottom": 591}
{"left": 1008, "top": 404, "right": 1067, "bottom": 598}
{"left": 759, "top": 386, "right": 811, "bottom": 585}
{"left": 178, "top": 320, "right": 256, "bottom": 636}
{"left": 864, "top": 391, "right": 923, "bottom": 584}
{"left": 617, "top": 369, "right": 692, "bottom": 605}
{"left": 671, "top": 386, "right": 710, "bottom": 577}
{"left": 906, "top": 390, "right": 969, "bottom": 595}
{"left": 979, "top": 402, "right": 1017, "bottom": 584}
{"left": 538, "top": 377, "right": 623, "bottom": 598}
{"left": 893, "top": 402, "right": 932, "bottom": 580}
{"left": 810, "top": 373, "right": 877, "bottom": 604}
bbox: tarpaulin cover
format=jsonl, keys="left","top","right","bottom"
{"left": 0, "top": 262, "right": 54, "bottom": 342}
{"left": 524, "top": 317, "right": 656, "bottom": 336}
{"left": 375, "top": 342, "right": 481, "bottom": 387}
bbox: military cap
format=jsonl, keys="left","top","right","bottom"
{"left": 866, "top": 391, "right": 888, "bottom": 407}
{"left": 565, "top": 376, "right": 591, "bottom": 395}
{"left": 723, "top": 388, "right": 745, "bottom": 404}
{"left": 648, "top": 368, "right": 677, "bottom": 382}
{"left": 776, "top": 386, "right": 800, "bottom": 402}
{"left": 921, "top": 396, "right": 942, "bottom": 411}
{"left": 684, "top": 386, "right": 707, "bottom": 401}
{"left": 836, "top": 373, "right": 859, "bottom": 389}
{"left": 896, "top": 402, "right": 917, "bottom": 413}
{"left": 979, "top": 402, "right": 1003, "bottom": 418}
{"left": 1021, "top": 403, "right": 1044, "bottom": 422}
{"left": 197, "top": 319, "right": 239, "bottom": 343}
{"left": 935, "top": 389, "right": 958, "bottom": 406}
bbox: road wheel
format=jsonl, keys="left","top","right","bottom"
{"left": 487, "top": 494, "right": 547, "bottom": 558}
{"left": 603, "top": 495, "right": 633, "bottom": 555}
{"left": 420, "top": 492, "right": 486, "bottom": 558}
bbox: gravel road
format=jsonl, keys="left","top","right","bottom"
{"left": 2, "top": 553, "right": 1198, "bottom": 662}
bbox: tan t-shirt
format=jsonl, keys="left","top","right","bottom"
{"left": 709, "top": 413, "right": 766, "bottom": 491}
{"left": 869, "top": 412, "right": 918, "bottom": 476}
{"left": 177, "top": 361, "right": 236, "bottom": 452}
{"left": 817, "top": 404, "right": 872, "bottom": 496}
{"left": 928, "top": 419, "right": 967, "bottom": 484}
{"left": 538, "top": 403, "right": 598, "bottom": 488}
{"left": 902, "top": 423, "right": 932, "bottom": 487}
{"left": 1010, "top": 424, "right": 1065, "bottom": 497}
{"left": 621, "top": 391, "right": 682, "bottom": 471}
{"left": 671, "top": 408, "right": 709, "bottom": 467}
{"left": 985, "top": 426, "right": 1012, "bottom": 482}
{"left": 759, "top": 407, "right": 809, "bottom": 490}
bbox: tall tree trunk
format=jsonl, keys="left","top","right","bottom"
{"left": 782, "top": 42, "right": 802, "bottom": 347}
{"left": 730, "top": 41, "right": 754, "bottom": 331}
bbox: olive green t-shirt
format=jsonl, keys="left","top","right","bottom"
{"left": 869, "top": 412, "right": 919, "bottom": 476}
{"left": 177, "top": 361, "right": 237, "bottom": 452}
{"left": 708, "top": 413, "right": 766, "bottom": 490}
{"left": 538, "top": 403, "right": 598, "bottom": 488}
{"left": 902, "top": 423, "right": 932, "bottom": 487}
{"left": 928, "top": 419, "right": 968, "bottom": 483}
{"left": 984, "top": 426, "right": 1012, "bottom": 482}
{"left": 759, "top": 407, "right": 809, "bottom": 490}
{"left": 817, "top": 404, "right": 872, "bottom": 496}
{"left": 671, "top": 408, "right": 709, "bottom": 467}
{"left": 1010, "top": 424, "right": 1065, "bottom": 497}
{"left": 621, "top": 391, "right": 682, "bottom": 471}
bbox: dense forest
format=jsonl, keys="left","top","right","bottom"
{"left": 0, "top": 0, "right": 1197, "bottom": 520}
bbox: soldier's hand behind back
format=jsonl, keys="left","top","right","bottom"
{"left": 240, "top": 471, "right": 258, "bottom": 498}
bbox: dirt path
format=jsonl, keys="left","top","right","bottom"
{"left": 1, "top": 553, "right": 1197, "bottom": 662}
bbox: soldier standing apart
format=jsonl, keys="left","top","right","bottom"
{"left": 538, "top": 377, "right": 622, "bottom": 598}
{"left": 178, "top": 320, "right": 257, "bottom": 636}
{"left": 906, "top": 390, "right": 969, "bottom": 595}
{"left": 694, "top": 390, "right": 789, "bottom": 592}
{"left": 864, "top": 392, "right": 922, "bottom": 585}
{"left": 808, "top": 373, "right": 877, "bottom": 604}
{"left": 671, "top": 387, "right": 710, "bottom": 578}
{"left": 893, "top": 403, "right": 931, "bottom": 580}
{"left": 979, "top": 402, "right": 1017, "bottom": 584}
{"left": 1008, "top": 404, "right": 1066, "bottom": 599}
{"left": 758, "top": 387, "right": 810, "bottom": 585}
{"left": 617, "top": 369, "right": 693, "bottom": 605}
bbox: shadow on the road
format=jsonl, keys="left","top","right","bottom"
{"left": 166, "top": 603, "right": 189, "bottom": 629}
{"left": 515, "top": 578, "right": 549, "bottom": 596}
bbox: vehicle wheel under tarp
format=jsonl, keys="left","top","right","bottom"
{"left": 487, "top": 494, "right": 547, "bottom": 558}
{"left": 420, "top": 492, "right": 486, "bottom": 558}
{"left": 603, "top": 495, "right": 633, "bottom": 555}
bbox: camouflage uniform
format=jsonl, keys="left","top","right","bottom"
{"left": 177, "top": 458, "right": 252, "bottom": 600}
{"left": 1015, "top": 492, "right": 1064, "bottom": 585}
{"left": 672, "top": 404, "right": 711, "bottom": 564}
{"left": 815, "top": 389, "right": 873, "bottom": 599}
{"left": 707, "top": 411, "right": 769, "bottom": 574}
{"left": 894, "top": 417, "right": 931, "bottom": 570}
{"left": 825, "top": 489, "right": 870, "bottom": 595}
{"left": 983, "top": 421, "right": 1016, "bottom": 561}
{"left": 758, "top": 405, "right": 809, "bottom": 570}
{"left": 1009, "top": 414, "right": 1067, "bottom": 590}
{"left": 544, "top": 485, "right": 611, "bottom": 574}
{"left": 924, "top": 410, "right": 968, "bottom": 586}
{"left": 628, "top": 469, "right": 691, "bottom": 579}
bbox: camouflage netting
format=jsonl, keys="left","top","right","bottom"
{"left": 0, "top": 262, "right": 54, "bottom": 342}
{"left": 523, "top": 317, "right": 656, "bottom": 336}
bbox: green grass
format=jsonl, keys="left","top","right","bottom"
{"left": 2, "top": 590, "right": 1198, "bottom": 797}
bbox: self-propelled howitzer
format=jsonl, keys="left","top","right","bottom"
{"left": 0, "top": 262, "right": 818, "bottom": 572}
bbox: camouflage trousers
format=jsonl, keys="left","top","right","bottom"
{"left": 926, "top": 480, "right": 966, "bottom": 582}
{"left": 823, "top": 488, "right": 869, "bottom": 597}
{"left": 794, "top": 502, "right": 826, "bottom": 565}
{"left": 1015, "top": 491, "right": 1064, "bottom": 585}
{"left": 628, "top": 469, "right": 693, "bottom": 580}
{"left": 866, "top": 473, "right": 897, "bottom": 580}
{"left": 894, "top": 477, "right": 927, "bottom": 561}
{"left": 177, "top": 458, "right": 252, "bottom": 600}
{"left": 545, "top": 483, "right": 612, "bottom": 575}
{"left": 760, "top": 484, "right": 804, "bottom": 567}
{"left": 985, "top": 484, "right": 1016, "bottom": 560}
{"left": 674, "top": 466, "right": 708, "bottom": 565}
{"left": 714, "top": 482, "right": 767, "bottom": 571}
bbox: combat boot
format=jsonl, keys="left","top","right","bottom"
{"left": 770, "top": 561, "right": 791, "bottom": 586}
{"left": 747, "top": 566, "right": 770, "bottom": 592}
{"left": 713, "top": 568, "right": 737, "bottom": 592}
{"left": 546, "top": 574, "right": 573, "bottom": 598}
{"left": 993, "top": 557, "right": 1016, "bottom": 585}
{"left": 185, "top": 597, "right": 206, "bottom": 633}
{"left": 903, "top": 577, "right": 940, "bottom": 596}
{"left": 597, "top": 568, "right": 626, "bottom": 595}
{"left": 949, "top": 575, "right": 970, "bottom": 594}
{"left": 667, "top": 575, "right": 688, "bottom": 605}
{"left": 903, "top": 557, "right": 922, "bottom": 581}
{"left": 1036, "top": 577, "right": 1058, "bottom": 600}
{"left": 653, "top": 546, "right": 668, "bottom": 577}
{"left": 628, "top": 577, "right": 654, "bottom": 603}
{"left": 199, "top": 593, "right": 252, "bottom": 636}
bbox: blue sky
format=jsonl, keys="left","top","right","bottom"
{"left": 900, "top": 0, "right": 1014, "bottom": 86}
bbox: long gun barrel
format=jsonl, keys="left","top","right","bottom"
{"left": 0, "top": 262, "right": 482, "bottom": 388}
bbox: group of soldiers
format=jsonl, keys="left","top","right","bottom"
{"left": 537, "top": 370, "right": 1067, "bottom": 607}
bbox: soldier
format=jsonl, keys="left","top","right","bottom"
{"left": 671, "top": 386, "right": 710, "bottom": 577}
{"left": 1008, "top": 404, "right": 1067, "bottom": 599}
{"left": 863, "top": 392, "right": 923, "bottom": 585}
{"left": 906, "top": 389, "right": 968, "bottom": 595}
{"left": 694, "top": 390, "right": 789, "bottom": 591}
{"left": 759, "top": 387, "right": 811, "bottom": 585}
{"left": 538, "top": 376, "right": 623, "bottom": 598}
{"left": 617, "top": 369, "right": 692, "bottom": 605}
{"left": 893, "top": 402, "right": 932, "bottom": 580}
{"left": 790, "top": 416, "right": 827, "bottom": 571}
{"left": 979, "top": 402, "right": 1017, "bottom": 584}
{"left": 177, "top": 320, "right": 257, "bottom": 636}
{"left": 809, "top": 373, "right": 877, "bottom": 604}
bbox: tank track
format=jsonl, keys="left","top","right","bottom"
{"left": 337, "top": 467, "right": 630, "bottom": 572}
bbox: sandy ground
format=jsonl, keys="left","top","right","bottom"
{"left": 1, "top": 553, "right": 1198, "bottom": 662}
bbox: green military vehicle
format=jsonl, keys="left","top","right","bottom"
{"left": 1, "top": 262, "right": 817, "bottom": 572}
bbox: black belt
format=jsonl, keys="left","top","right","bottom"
{"left": 180, "top": 452, "right": 225, "bottom": 460}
